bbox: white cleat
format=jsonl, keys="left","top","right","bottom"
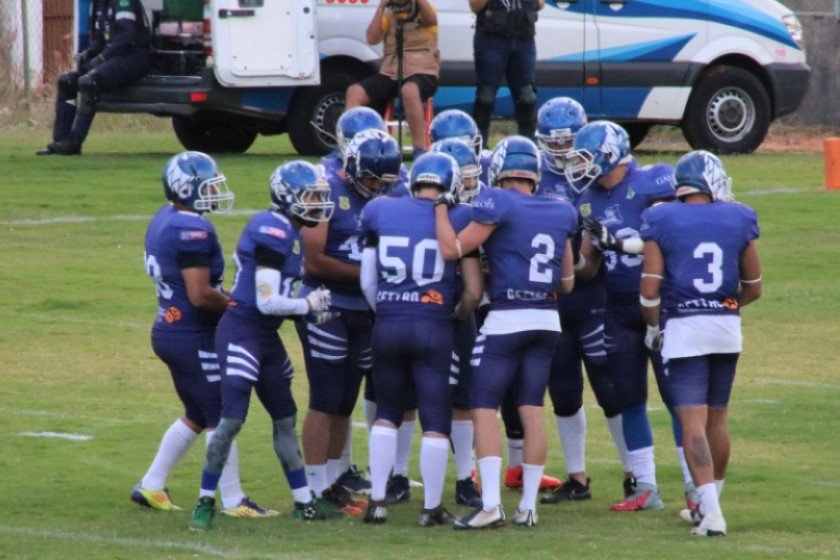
{"left": 680, "top": 507, "right": 702, "bottom": 525}
{"left": 691, "top": 510, "right": 726, "bottom": 537}
{"left": 453, "top": 505, "right": 506, "bottom": 530}
{"left": 512, "top": 508, "right": 538, "bottom": 527}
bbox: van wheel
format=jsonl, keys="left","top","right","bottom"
{"left": 682, "top": 65, "right": 771, "bottom": 154}
{"left": 617, "top": 123, "right": 652, "bottom": 150}
{"left": 287, "top": 73, "right": 356, "bottom": 156}
{"left": 172, "top": 113, "right": 258, "bottom": 154}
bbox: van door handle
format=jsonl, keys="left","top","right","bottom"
{"left": 218, "top": 9, "right": 256, "bottom": 18}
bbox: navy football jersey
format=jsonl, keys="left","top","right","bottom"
{"left": 318, "top": 154, "right": 410, "bottom": 195}
{"left": 227, "top": 210, "right": 303, "bottom": 331}
{"left": 145, "top": 205, "right": 225, "bottom": 333}
{"left": 472, "top": 187, "right": 578, "bottom": 311}
{"left": 361, "top": 198, "right": 472, "bottom": 320}
{"left": 577, "top": 159, "right": 675, "bottom": 300}
{"left": 641, "top": 201, "right": 759, "bottom": 317}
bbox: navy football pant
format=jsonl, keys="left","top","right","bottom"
{"left": 665, "top": 353, "right": 739, "bottom": 408}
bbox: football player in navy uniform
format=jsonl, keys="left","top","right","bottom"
{"left": 437, "top": 136, "right": 578, "bottom": 529}
{"left": 533, "top": 99, "right": 633, "bottom": 503}
{"left": 429, "top": 109, "right": 495, "bottom": 189}
{"left": 136, "top": 152, "right": 275, "bottom": 518}
{"left": 569, "top": 122, "right": 678, "bottom": 511}
{"left": 189, "top": 161, "right": 344, "bottom": 530}
{"left": 359, "top": 152, "right": 483, "bottom": 525}
{"left": 640, "top": 151, "right": 761, "bottom": 536}
{"left": 37, "top": 0, "right": 152, "bottom": 155}
{"left": 297, "top": 130, "right": 402, "bottom": 514}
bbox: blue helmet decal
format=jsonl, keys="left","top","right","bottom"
{"left": 410, "top": 152, "right": 462, "bottom": 196}
{"left": 429, "top": 109, "right": 482, "bottom": 155}
{"left": 536, "top": 97, "right": 588, "bottom": 174}
{"left": 674, "top": 150, "right": 732, "bottom": 201}
{"left": 269, "top": 160, "right": 334, "bottom": 226}
{"left": 564, "top": 121, "right": 631, "bottom": 192}
{"left": 487, "top": 136, "right": 541, "bottom": 188}
{"left": 344, "top": 130, "right": 403, "bottom": 200}
{"left": 336, "top": 107, "right": 386, "bottom": 157}
{"left": 162, "top": 151, "right": 233, "bottom": 213}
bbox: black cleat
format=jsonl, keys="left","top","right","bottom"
{"left": 363, "top": 499, "right": 388, "bottom": 524}
{"left": 50, "top": 135, "right": 82, "bottom": 155}
{"left": 540, "top": 477, "right": 592, "bottom": 504}
{"left": 385, "top": 474, "right": 411, "bottom": 504}
{"left": 455, "top": 477, "right": 483, "bottom": 508}
{"left": 418, "top": 505, "right": 455, "bottom": 527}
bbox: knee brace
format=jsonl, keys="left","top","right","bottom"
{"left": 511, "top": 84, "right": 537, "bottom": 107}
{"left": 57, "top": 72, "right": 80, "bottom": 102}
{"left": 272, "top": 415, "right": 304, "bottom": 472}
{"left": 475, "top": 84, "right": 499, "bottom": 109}
{"left": 77, "top": 72, "right": 101, "bottom": 116}
{"left": 206, "top": 417, "right": 243, "bottom": 474}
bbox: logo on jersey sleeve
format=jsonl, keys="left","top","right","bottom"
{"left": 180, "top": 230, "right": 208, "bottom": 241}
{"left": 579, "top": 203, "right": 592, "bottom": 218}
{"left": 339, "top": 196, "right": 350, "bottom": 210}
{"left": 258, "top": 225, "right": 287, "bottom": 239}
{"left": 293, "top": 239, "right": 301, "bottom": 254}
{"left": 475, "top": 197, "right": 495, "bottom": 209}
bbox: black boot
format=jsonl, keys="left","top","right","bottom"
{"left": 50, "top": 134, "right": 83, "bottom": 156}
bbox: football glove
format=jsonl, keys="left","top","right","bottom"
{"left": 434, "top": 192, "right": 459, "bottom": 209}
{"left": 306, "top": 310, "right": 339, "bottom": 325}
{"left": 305, "top": 288, "right": 332, "bottom": 313}
{"left": 583, "top": 217, "right": 622, "bottom": 252}
{"left": 644, "top": 325, "right": 662, "bottom": 352}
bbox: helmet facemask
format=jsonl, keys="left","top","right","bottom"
{"left": 290, "top": 179, "right": 335, "bottom": 226}
{"left": 537, "top": 129, "right": 574, "bottom": 173}
{"left": 194, "top": 175, "right": 234, "bottom": 213}
{"left": 563, "top": 148, "right": 600, "bottom": 191}
{"left": 458, "top": 164, "right": 481, "bottom": 203}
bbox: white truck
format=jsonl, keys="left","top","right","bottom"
{"left": 84, "top": 0, "right": 810, "bottom": 154}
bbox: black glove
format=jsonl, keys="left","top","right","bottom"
{"left": 583, "top": 217, "right": 622, "bottom": 252}
{"left": 434, "top": 192, "right": 459, "bottom": 209}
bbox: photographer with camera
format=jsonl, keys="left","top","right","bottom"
{"left": 345, "top": 0, "right": 439, "bottom": 160}
{"left": 470, "top": 0, "right": 545, "bottom": 148}
{"left": 36, "top": 0, "right": 152, "bottom": 156}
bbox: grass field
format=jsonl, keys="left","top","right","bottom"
{"left": 1, "top": 125, "right": 839, "bottom": 559}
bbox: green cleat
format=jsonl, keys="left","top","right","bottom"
{"left": 293, "top": 496, "right": 348, "bottom": 520}
{"left": 189, "top": 496, "right": 216, "bottom": 531}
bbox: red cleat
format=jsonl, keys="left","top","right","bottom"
{"left": 504, "top": 466, "right": 563, "bottom": 491}
{"left": 610, "top": 483, "right": 664, "bottom": 511}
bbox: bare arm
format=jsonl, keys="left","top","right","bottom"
{"left": 435, "top": 204, "right": 496, "bottom": 261}
{"left": 301, "top": 222, "right": 361, "bottom": 282}
{"left": 367, "top": 1, "right": 388, "bottom": 45}
{"left": 639, "top": 241, "right": 664, "bottom": 327}
{"left": 738, "top": 240, "right": 762, "bottom": 307}
{"left": 469, "top": 0, "right": 489, "bottom": 13}
{"left": 454, "top": 257, "right": 484, "bottom": 321}
{"left": 182, "top": 266, "right": 229, "bottom": 314}
{"left": 416, "top": 0, "right": 437, "bottom": 25}
{"left": 560, "top": 238, "right": 575, "bottom": 294}
{"left": 538, "top": 0, "right": 546, "bottom": 9}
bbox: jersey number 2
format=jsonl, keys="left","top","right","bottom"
{"left": 529, "top": 233, "right": 555, "bottom": 283}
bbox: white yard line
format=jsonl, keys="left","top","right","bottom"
{"left": 18, "top": 431, "right": 93, "bottom": 441}
{"left": 0, "top": 310, "right": 147, "bottom": 330}
{"left": 751, "top": 378, "right": 840, "bottom": 390}
{"left": 1, "top": 208, "right": 259, "bottom": 227}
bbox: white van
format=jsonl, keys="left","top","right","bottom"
{"left": 88, "top": 0, "right": 809, "bottom": 154}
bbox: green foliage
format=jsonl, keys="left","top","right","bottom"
{"left": 1, "top": 130, "right": 839, "bottom": 559}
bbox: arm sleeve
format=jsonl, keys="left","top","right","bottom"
{"left": 744, "top": 205, "right": 760, "bottom": 240}
{"left": 175, "top": 227, "right": 214, "bottom": 263}
{"left": 255, "top": 268, "right": 309, "bottom": 316}
{"left": 639, "top": 206, "right": 662, "bottom": 243}
{"left": 99, "top": 0, "right": 140, "bottom": 59}
{"left": 360, "top": 247, "right": 378, "bottom": 311}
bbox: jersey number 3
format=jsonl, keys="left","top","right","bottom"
{"left": 693, "top": 242, "right": 724, "bottom": 293}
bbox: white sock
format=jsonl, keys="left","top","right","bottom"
{"left": 208, "top": 432, "right": 246, "bottom": 509}
{"left": 394, "top": 420, "right": 415, "bottom": 476}
{"left": 291, "top": 485, "right": 312, "bottom": 504}
{"left": 326, "top": 459, "right": 342, "bottom": 485}
{"left": 369, "top": 425, "right": 397, "bottom": 501}
{"left": 507, "top": 438, "right": 524, "bottom": 469}
{"left": 518, "top": 463, "right": 544, "bottom": 513}
{"left": 607, "top": 414, "right": 633, "bottom": 473}
{"left": 676, "top": 447, "right": 693, "bottom": 486}
{"left": 141, "top": 419, "right": 198, "bottom": 490}
{"left": 364, "top": 399, "right": 377, "bottom": 431}
{"left": 557, "top": 408, "right": 586, "bottom": 475}
{"left": 697, "top": 482, "right": 721, "bottom": 515}
{"left": 305, "top": 464, "right": 329, "bottom": 497}
{"left": 715, "top": 479, "right": 725, "bottom": 498}
{"left": 451, "top": 420, "right": 475, "bottom": 480}
{"left": 478, "top": 456, "right": 502, "bottom": 510}
{"left": 420, "top": 437, "right": 449, "bottom": 509}
{"left": 339, "top": 422, "right": 353, "bottom": 474}
{"left": 628, "top": 446, "right": 657, "bottom": 487}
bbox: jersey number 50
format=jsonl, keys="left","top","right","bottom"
{"left": 379, "top": 236, "right": 444, "bottom": 287}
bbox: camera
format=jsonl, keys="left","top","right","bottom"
{"left": 387, "top": 0, "right": 416, "bottom": 16}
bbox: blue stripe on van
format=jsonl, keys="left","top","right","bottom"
{"left": 549, "top": 34, "right": 695, "bottom": 63}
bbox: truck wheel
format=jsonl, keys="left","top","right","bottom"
{"left": 287, "top": 73, "right": 356, "bottom": 156}
{"left": 172, "top": 113, "right": 258, "bottom": 154}
{"left": 618, "top": 122, "right": 652, "bottom": 150}
{"left": 681, "top": 65, "right": 771, "bottom": 154}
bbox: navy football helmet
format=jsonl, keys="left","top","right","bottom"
{"left": 430, "top": 138, "right": 481, "bottom": 202}
{"left": 563, "top": 121, "right": 631, "bottom": 191}
{"left": 429, "top": 109, "right": 482, "bottom": 156}
{"left": 674, "top": 150, "right": 733, "bottom": 201}
{"left": 410, "top": 152, "right": 461, "bottom": 196}
{"left": 344, "top": 129, "right": 402, "bottom": 200}
{"left": 269, "top": 161, "right": 335, "bottom": 226}
{"left": 336, "top": 107, "right": 386, "bottom": 157}
{"left": 536, "top": 97, "right": 587, "bottom": 173}
{"left": 163, "top": 151, "right": 233, "bottom": 213}
{"left": 486, "top": 135, "right": 541, "bottom": 189}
